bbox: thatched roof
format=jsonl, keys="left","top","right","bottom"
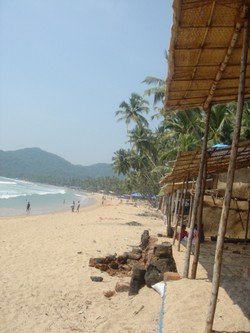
{"left": 160, "top": 140, "right": 250, "bottom": 184}
{"left": 165, "top": 0, "right": 250, "bottom": 111}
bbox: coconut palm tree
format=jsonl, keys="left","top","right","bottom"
{"left": 241, "top": 101, "right": 250, "bottom": 140}
{"left": 207, "top": 103, "right": 234, "bottom": 146}
{"left": 128, "top": 125, "right": 157, "bottom": 167}
{"left": 143, "top": 51, "right": 168, "bottom": 106}
{"left": 112, "top": 149, "right": 131, "bottom": 176}
{"left": 143, "top": 76, "right": 166, "bottom": 105}
{"left": 156, "top": 108, "right": 204, "bottom": 163}
{"left": 115, "top": 93, "right": 150, "bottom": 130}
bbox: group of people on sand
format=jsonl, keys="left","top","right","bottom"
{"left": 71, "top": 201, "right": 80, "bottom": 212}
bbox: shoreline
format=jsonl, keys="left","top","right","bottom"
{"left": 0, "top": 176, "right": 97, "bottom": 218}
{"left": 0, "top": 191, "right": 97, "bottom": 219}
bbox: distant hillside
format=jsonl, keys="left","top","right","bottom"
{"left": 0, "top": 148, "right": 115, "bottom": 183}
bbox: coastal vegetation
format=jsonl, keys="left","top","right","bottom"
{"left": 112, "top": 73, "right": 250, "bottom": 197}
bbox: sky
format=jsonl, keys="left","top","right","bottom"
{"left": 0, "top": 0, "right": 173, "bottom": 166}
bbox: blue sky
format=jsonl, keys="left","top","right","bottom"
{"left": 0, "top": 0, "right": 173, "bottom": 166}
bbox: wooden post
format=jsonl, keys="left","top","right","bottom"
{"left": 172, "top": 189, "right": 180, "bottom": 245}
{"left": 205, "top": 9, "right": 250, "bottom": 333}
{"left": 178, "top": 178, "right": 189, "bottom": 251}
{"left": 191, "top": 163, "right": 207, "bottom": 279}
{"left": 188, "top": 190, "right": 194, "bottom": 227}
{"left": 183, "top": 107, "right": 211, "bottom": 278}
{"left": 245, "top": 199, "right": 250, "bottom": 243}
{"left": 177, "top": 182, "right": 185, "bottom": 251}
{"left": 235, "top": 198, "right": 245, "bottom": 230}
{"left": 163, "top": 195, "right": 167, "bottom": 215}
{"left": 167, "top": 183, "right": 175, "bottom": 237}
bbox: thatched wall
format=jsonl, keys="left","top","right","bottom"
{"left": 203, "top": 202, "right": 248, "bottom": 239}
{"left": 203, "top": 168, "right": 250, "bottom": 238}
{"left": 217, "top": 168, "right": 250, "bottom": 199}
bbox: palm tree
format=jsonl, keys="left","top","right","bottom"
{"left": 143, "top": 51, "right": 168, "bottom": 106}
{"left": 207, "top": 103, "right": 234, "bottom": 146}
{"left": 112, "top": 149, "right": 131, "bottom": 176}
{"left": 157, "top": 108, "right": 204, "bottom": 163}
{"left": 241, "top": 101, "right": 250, "bottom": 140}
{"left": 143, "top": 76, "right": 166, "bottom": 106}
{"left": 115, "top": 93, "right": 150, "bottom": 130}
{"left": 128, "top": 125, "right": 157, "bottom": 166}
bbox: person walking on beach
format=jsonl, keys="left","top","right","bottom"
{"left": 71, "top": 201, "right": 75, "bottom": 212}
{"left": 76, "top": 201, "right": 80, "bottom": 212}
{"left": 26, "top": 201, "right": 31, "bottom": 214}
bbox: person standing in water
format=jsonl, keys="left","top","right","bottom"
{"left": 26, "top": 201, "right": 31, "bottom": 214}
{"left": 76, "top": 201, "right": 80, "bottom": 212}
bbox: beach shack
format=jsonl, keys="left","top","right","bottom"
{"left": 159, "top": 142, "right": 250, "bottom": 239}
{"left": 162, "top": 1, "right": 250, "bottom": 332}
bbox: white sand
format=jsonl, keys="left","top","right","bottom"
{"left": 0, "top": 195, "right": 249, "bottom": 333}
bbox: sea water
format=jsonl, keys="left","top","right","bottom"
{"left": 0, "top": 176, "right": 95, "bottom": 217}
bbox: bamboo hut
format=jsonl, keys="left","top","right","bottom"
{"left": 159, "top": 141, "right": 250, "bottom": 237}
{"left": 163, "top": 1, "right": 250, "bottom": 332}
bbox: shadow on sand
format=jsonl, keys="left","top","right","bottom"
{"left": 196, "top": 240, "right": 250, "bottom": 321}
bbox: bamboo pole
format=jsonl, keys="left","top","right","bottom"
{"left": 245, "top": 199, "right": 250, "bottom": 244}
{"left": 167, "top": 183, "right": 175, "bottom": 237}
{"left": 163, "top": 195, "right": 167, "bottom": 215}
{"left": 234, "top": 198, "right": 245, "bottom": 230}
{"left": 178, "top": 179, "right": 188, "bottom": 251}
{"left": 177, "top": 186, "right": 184, "bottom": 250}
{"left": 173, "top": 190, "right": 180, "bottom": 245}
{"left": 204, "top": 11, "right": 244, "bottom": 109}
{"left": 191, "top": 161, "right": 207, "bottom": 279}
{"left": 187, "top": 194, "right": 193, "bottom": 227}
{"left": 183, "top": 107, "right": 211, "bottom": 278}
{"left": 204, "top": 9, "right": 250, "bottom": 333}
{"left": 188, "top": 182, "right": 195, "bottom": 227}
{"left": 164, "top": 194, "right": 170, "bottom": 230}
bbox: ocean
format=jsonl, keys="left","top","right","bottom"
{"left": 0, "top": 177, "right": 95, "bottom": 217}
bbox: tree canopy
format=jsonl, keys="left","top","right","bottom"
{"left": 112, "top": 74, "right": 250, "bottom": 197}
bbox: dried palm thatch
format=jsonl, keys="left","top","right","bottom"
{"left": 165, "top": 0, "right": 250, "bottom": 111}
{"left": 160, "top": 140, "right": 250, "bottom": 184}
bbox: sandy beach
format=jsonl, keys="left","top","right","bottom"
{"left": 0, "top": 195, "right": 249, "bottom": 333}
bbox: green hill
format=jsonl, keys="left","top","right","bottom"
{"left": 0, "top": 148, "right": 115, "bottom": 184}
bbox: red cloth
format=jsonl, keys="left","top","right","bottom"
{"left": 176, "top": 228, "right": 188, "bottom": 240}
